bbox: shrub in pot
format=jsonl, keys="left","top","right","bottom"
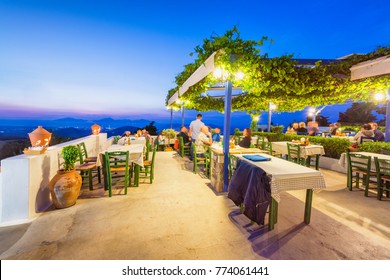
{"left": 49, "top": 145, "right": 82, "bottom": 209}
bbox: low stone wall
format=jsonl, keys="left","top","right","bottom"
{"left": 0, "top": 133, "right": 109, "bottom": 226}
{"left": 319, "top": 156, "right": 347, "bottom": 174}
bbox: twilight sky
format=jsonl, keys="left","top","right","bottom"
{"left": 0, "top": 0, "right": 389, "bottom": 125}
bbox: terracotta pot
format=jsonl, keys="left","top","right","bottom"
{"left": 49, "top": 169, "right": 82, "bottom": 209}
{"left": 28, "top": 126, "right": 52, "bottom": 147}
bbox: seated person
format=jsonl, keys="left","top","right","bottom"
{"left": 291, "top": 123, "right": 299, "bottom": 132}
{"left": 238, "top": 128, "right": 252, "bottom": 148}
{"left": 307, "top": 121, "right": 319, "bottom": 136}
{"left": 212, "top": 127, "right": 221, "bottom": 142}
{"left": 353, "top": 124, "right": 375, "bottom": 144}
{"left": 177, "top": 126, "right": 191, "bottom": 145}
{"left": 330, "top": 122, "right": 341, "bottom": 136}
{"left": 195, "top": 126, "right": 213, "bottom": 154}
{"left": 296, "top": 122, "right": 308, "bottom": 134}
{"left": 369, "top": 122, "right": 384, "bottom": 141}
{"left": 118, "top": 131, "right": 131, "bottom": 145}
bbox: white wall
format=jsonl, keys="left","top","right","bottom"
{"left": 0, "top": 133, "right": 108, "bottom": 226}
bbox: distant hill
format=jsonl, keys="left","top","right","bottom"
{"left": 52, "top": 127, "right": 90, "bottom": 138}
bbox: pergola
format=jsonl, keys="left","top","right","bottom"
{"left": 350, "top": 55, "right": 390, "bottom": 141}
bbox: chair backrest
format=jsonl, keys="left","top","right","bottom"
{"left": 179, "top": 137, "right": 184, "bottom": 151}
{"left": 150, "top": 144, "right": 157, "bottom": 168}
{"left": 360, "top": 136, "right": 376, "bottom": 144}
{"left": 204, "top": 145, "right": 211, "bottom": 160}
{"left": 262, "top": 141, "right": 272, "bottom": 155}
{"left": 229, "top": 154, "right": 238, "bottom": 178}
{"left": 297, "top": 132, "right": 308, "bottom": 135}
{"left": 145, "top": 139, "right": 151, "bottom": 160}
{"left": 374, "top": 157, "right": 390, "bottom": 177}
{"left": 104, "top": 151, "right": 129, "bottom": 172}
{"left": 346, "top": 151, "right": 371, "bottom": 172}
{"left": 77, "top": 142, "right": 88, "bottom": 163}
{"left": 287, "top": 143, "right": 301, "bottom": 161}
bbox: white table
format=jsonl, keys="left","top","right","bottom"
{"left": 272, "top": 141, "right": 325, "bottom": 157}
{"left": 117, "top": 137, "right": 146, "bottom": 145}
{"left": 235, "top": 154, "right": 326, "bottom": 230}
{"left": 339, "top": 152, "right": 390, "bottom": 169}
{"left": 97, "top": 144, "right": 144, "bottom": 167}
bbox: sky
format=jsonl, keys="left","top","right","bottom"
{"left": 0, "top": 0, "right": 389, "bottom": 127}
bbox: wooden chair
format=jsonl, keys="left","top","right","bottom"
{"left": 139, "top": 144, "right": 157, "bottom": 183}
{"left": 228, "top": 154, "right": 238, "bottom": 179}
{"left": 346, "top": 151, "right": 376, "bottom": 196}
{"left": 287, "top": 143, "right": 305, "bottom": 165}
{"left": 374, "top": 157, "right": 390, "bottom": 200}
{"left": 360, "top": 136, "right": 376, "bottom": 144}
{"left": 75, "top": 143, "right": 101, "bottom": 190}
{"left": 104, "top": 151, "right": 130, "bottom": 197}
{"left": 204, "top": 145, "right": 211, "bottom": 178}
{"left": 179, "top": 137, "right": 190, "bottom": 158}
{"left": 192, "top": 143, "right": 207, "bottom": 174}
{"left": 262, "top": 141, "right": 282, "bottom": 158}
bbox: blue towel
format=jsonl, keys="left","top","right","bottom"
{"left": 243, "top": 155, "right": 271, "bottom": 162}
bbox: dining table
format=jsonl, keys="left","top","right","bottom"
{"left": 234, "top": 153, "right": 326, "bottom": 230}
{"left": 97, "top": 143, "right": 145, "bottom": 187}
{"left": 117, "top": 136, "right": 146, "bottom": 145}
{"left": 272, "top": 141, "right": 325, "bottom": 169}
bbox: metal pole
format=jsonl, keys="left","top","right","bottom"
{"left": 267, "top": 102, "right": 272, "bottom": 132}
{"left": 385, "top": 88, "right": 390, "bottom": 142}
{"left": 223, "top": 80, "right": 233, "bottom": 192}
{"left": 181, "top": 103, "right": 184, "bottom": 127}
{"left": 170, "top": 108, "right": 173, "bottom": 129}
{"left": 313, "top": 111, "right": 316, "bottom": 123}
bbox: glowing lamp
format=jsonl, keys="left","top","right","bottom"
{"left": 374, "top": 92, "right": 386, "bottom": 101}
{"left": 28, "top": 126, "right": 52, "bottom": 147}
{"left": 253, "top": 116, "right": 260, "bottom": 122}
{"left": 91, "top": 123, "right": 101, "bottom": 135}
{"left": 270, "top": 103, "right": 277, "bottom": 111}
{"left": 213, "top": 67, "right": 223, "bottom": 79}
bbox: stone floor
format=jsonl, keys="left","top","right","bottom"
{"left": 0, "top": 151, "right": 389, "bottom": 260}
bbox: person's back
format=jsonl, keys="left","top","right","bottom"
{"left": 189, "top": 114, "right": 204, "bottom": 141}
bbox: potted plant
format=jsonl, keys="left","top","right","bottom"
{"left": 49, "top": 145, "right": 82, "bottom": 209}
{"left": 162, "top": 129, "right": 177, "bottom": 151}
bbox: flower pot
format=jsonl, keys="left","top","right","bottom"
{"left": 49, "top": 169, "right": 82, "bottom": 209}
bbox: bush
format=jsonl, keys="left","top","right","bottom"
{"left": 359, "top": 142, "right": 390, "bottom": 154}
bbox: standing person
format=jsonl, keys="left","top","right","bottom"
{"left": 212, "top": 127, "right": 221, "bottom": 142}
{"left": 238, "top": 128, "right": 252, "bottom": 148}
{"left": 189, "top": 114, "right": 205, "bottom": 159}
{"left": 369, "top": 122, "right": 385, "bottom": 141}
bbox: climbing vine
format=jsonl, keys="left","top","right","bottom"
{"left": 166, "top": 27, "right": 390, "bottom": 113}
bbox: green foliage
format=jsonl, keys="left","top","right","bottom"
{"left": 113, "top": 135, "right": 121, "bottom": 144}
{"left": 359, "top": 142, "right": 390, "bottom": 154}
{"left": 338, "top": 102, "right": 377, "bottom": 124}
{"left": 144, "top": 121, "right": 157, "bottom": 135}
{"left": 166, "top": 27, "right": 390, "bottom": 114}
{"left": 162, "top": 129, "right": 176, "bottom": 139}
{"left": 61, "top": 146, "right": 80, "bottom": 171}
{"left": 271, "top": 126, "right": 284, "bottom": 133}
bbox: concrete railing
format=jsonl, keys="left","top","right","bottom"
{"left": 0, "top": 133, "right": 109, "bottom": 226}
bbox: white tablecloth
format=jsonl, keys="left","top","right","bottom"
{"left": 117, "top": 137, "right": 146, "bottom": 145}
{"left": 97, "top": 144, "right": 144, "bottom": 167}
{"left": 339, "top": 152, "right": 390, "bottom": 169}
{"left": 272, "top": 141, "right": 325, "bottom": 158}
{"left": 236, "top": 154, "right": 326, "bottom": 202}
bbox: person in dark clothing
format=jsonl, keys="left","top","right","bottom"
{"left": 369, "top": 122, "right": 385, "bottom": 141}
{"left": 239, "top": 128, "right": 252, "bottom": 148}
{"left": 177, "top": 126, "right": 191, "bottom": 145}
{"left": 296, "top": 122, "right": 308, "bottom": 134}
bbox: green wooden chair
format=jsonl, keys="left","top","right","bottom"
{"left": 204, "top": 145, "right": 211, "bottom": 178}
{"left": 192, "top": 143, "right": 207, "bottom": 174}
{"left": 346, "top": 151, "right": 376, "bottom": 196}
{"left": 138, "top": 144, "right": 157, "bottom": 183}
{"left": 144, "top": 139, "right": 151, "bottom": 161}
{"left": 104, "top": 151, "right": 130, "bottom": 197}
{"left": 76, "top": 143, "right": 101, "bottom": 190}
{"left": 374, "top": 157, "right": 390, "bottom": 200}
{"left": 287, "top": 143, "right": 305, "bottom": 165}
{"left": 179, "top": 137, "right": 190, "bottom": 158}
{"left": 228, "top": 154, "right": 238, "bottom": 179}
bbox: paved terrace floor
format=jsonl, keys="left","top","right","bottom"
{"left": 0, "top": 151, "right": 389, "bottom": 260}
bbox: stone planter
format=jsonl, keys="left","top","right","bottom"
{"left": 49, "top": 169, "right": 82, "bottom": 209}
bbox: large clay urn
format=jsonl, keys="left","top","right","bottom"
{"left": 49, "top": 169, "right": 82, "bottom": 209}
{"left": 28, "top": 126, "right": 52, "bottom": 147}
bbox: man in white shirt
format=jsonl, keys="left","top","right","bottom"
{"left": 195, "top": 126, "right": 212, "bottom": 154}
{"left": 189, "top": 114, "right": 205, "bottom": 160}
{"left": 189, "top": 114, "right": 204, "bottom": 141}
